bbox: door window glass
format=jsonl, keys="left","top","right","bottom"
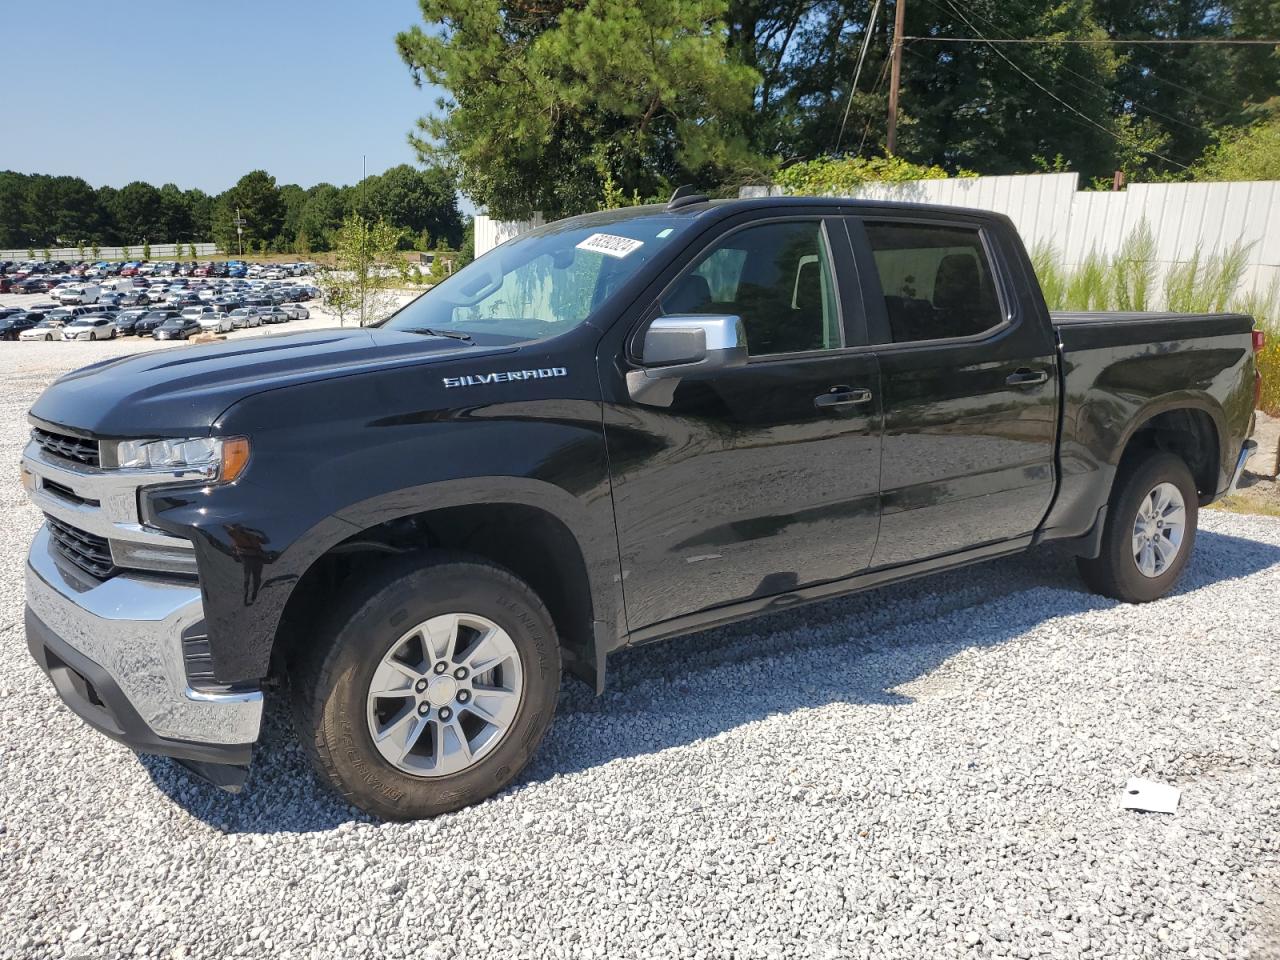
{"left": 863, "top": 221, "right": 1003, "bottom": 343}
{"left": 661, "top": 220, "right": 840, "bottom": 356}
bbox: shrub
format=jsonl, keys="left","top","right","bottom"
{"left": 142, "top": 242, "right": 152, "bottom": 260}
{"left": 774, "top": 156, "right": 968, "bottom": 195}
{"left": 1234, "top": 278, "right": 1280, "bottom": 415}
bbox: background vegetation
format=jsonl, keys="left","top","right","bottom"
{"left": 0, "top": 164, "right": 464, "bottom": 255}
{"left": 399, "top": 0, "right": 1280, "bottom": 218}
{"left": 1030, "top": 222, "right": 1280, "bottom": 414}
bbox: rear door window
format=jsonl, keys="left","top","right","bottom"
{"left": 862, "top": 221, "right": 1004, "bottom": 343}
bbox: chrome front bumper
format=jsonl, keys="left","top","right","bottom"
{"left": 25, "top": 525, "right": 263, "bottom": 750}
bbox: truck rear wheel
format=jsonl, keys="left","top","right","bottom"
{"left": 290, "top": 554, "right": 561, "bottom": 819}
{"left": 1076, "top": 451, "right": 1198, "bottom": 603}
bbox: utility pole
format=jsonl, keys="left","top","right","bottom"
{"left": 886, "top": 0, "right": 906, "bottom": 156}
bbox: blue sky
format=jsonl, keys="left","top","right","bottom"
{"left": 3, "top": 0, "right": 444, "bottom": 195}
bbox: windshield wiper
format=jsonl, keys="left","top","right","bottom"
{"left": 402, "top": 327, "right": 474, "bottom": 343}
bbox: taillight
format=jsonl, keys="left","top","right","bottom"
{"left": 1253, "top": 329, "right": 1266, "bottom": 352}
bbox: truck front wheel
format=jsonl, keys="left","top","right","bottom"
{"left": 1076, "top": 451, "right": 1198, "bottom": 603}
{"left": 291, "top": 554, "right": 561, "bottom": 819}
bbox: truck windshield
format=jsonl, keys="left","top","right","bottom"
{"left": 381, "top": 210, "right": 692, "bottom": 343}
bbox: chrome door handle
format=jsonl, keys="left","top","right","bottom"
{"left": 814, "top": 386, "right": 873, "bottom": 411}
{"left": 1006, "top": 368, "right": 1049, "bottom": 387}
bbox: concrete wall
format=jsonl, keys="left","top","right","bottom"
{"left": 2, "top": 242, "right": 219, "bottom": 261}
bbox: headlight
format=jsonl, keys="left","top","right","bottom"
{"left": 113, "top": 436, "right": 250, "bottom": 481}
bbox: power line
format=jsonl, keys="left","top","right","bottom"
{"left": 903, "top": 35, "right": 1280, "bottom": 46}
{"left": 937, "top": 0, "right": 1191, "bottom": 169}
{"left": 920, "top": 0, "right": 1247, "bottom": 118}
{"left": 829, "top": 0, "right": 880, "bottom": 152}
{"left": 912, "top": 1, "right": 1207, "bottom": 136}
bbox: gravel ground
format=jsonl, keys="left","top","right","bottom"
{"left": 1, "top": 340, "right": 1278, "bottom": 960}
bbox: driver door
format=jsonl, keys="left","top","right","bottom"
{"left": 602, "top": 214, "right": 883, "bottom": 633}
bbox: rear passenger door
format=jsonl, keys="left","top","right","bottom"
{"left": 847, "top": 214, "right": 1059, "bottom": 568}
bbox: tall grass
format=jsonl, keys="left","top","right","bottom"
{"left": 1111, "top": 219, "right": 1157, "bottom": 311}
{"left": 1235, "top": 278, "right": 1280, "bottom": 415}
{"left": 1031, "top": 222, "right": 1277, "bottom": 414}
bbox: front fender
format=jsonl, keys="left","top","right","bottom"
{"left": 146, "top": 359, "right": 618, "bottom": 684}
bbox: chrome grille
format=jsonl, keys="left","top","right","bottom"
{"left": 44, "top": 514, "right": 117, "bottom": 580}
{"left": 31, "top": 427, "right": 100, "bottom": 467}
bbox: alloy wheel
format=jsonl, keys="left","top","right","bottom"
{"left": 365, "top": 613, "right": 524, "bottom": 777}
{"left": 1132, "top": 481, "right": 1186, "bottom": 578}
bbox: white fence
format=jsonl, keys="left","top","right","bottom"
{"left": 743, "top": 172, "right": 1280, "bottom": 298}
{"left": 1, "top": 242, "right": 218, "bottom": 261}
{"left": 476, "top": 173, "right": 1280, "bottom": 298}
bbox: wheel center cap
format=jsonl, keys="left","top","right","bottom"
{"left": 425, "top": 675, "right": 458, "bottom": 707}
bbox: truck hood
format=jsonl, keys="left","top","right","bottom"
{"left": 29, "top": 327, "right": 510, "bottom": 438}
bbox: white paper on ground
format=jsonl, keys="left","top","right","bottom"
{"left": 1120, "top": 777, "right": 1180, "bottom": 814}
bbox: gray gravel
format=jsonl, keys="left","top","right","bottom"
{"left": 1, "top": 343, "right": 1278, "bottom": 959}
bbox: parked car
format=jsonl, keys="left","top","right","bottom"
{"left": 17, "top": 319, "right": 61, "bottom": 341}
{"left": 53, "top": 283, "right": 101, "bottom": 305}
{"left": 133, "top": 310, "right": 178, "bottom": 337}
{"left": 0, "top": 276, "right": 12, "bottom": 293}
{"left": 13, "top": 277, "right": 53, "bottom": 294}
{"left": 228, "top": 307, "right": 263, "bottom": 329}
{"left": 113, "top": 309, "right": 150, "bottom": 335}
{"left": 280, "top": 303, "right": 310, "bottom": 320}
{"left": 151, "top": 316, "right": 202, "bottom": 340}
{"left": 0, "top": 311, "right": 39, "bottom": 340}
{"left": 60, "top": 316, "right": 117, "bottom": 341}
{"left": 15, "top": 196, "right": 1262, "bottom": 819}
{"left": 197, "top": 311, "right": 234, "bottom": 334}
{"left": 259, "top": 306, "right": 291, "bottom": 324}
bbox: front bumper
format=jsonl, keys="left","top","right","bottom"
{"left": 25, "top": 525, "right": 263, "bottom": 787}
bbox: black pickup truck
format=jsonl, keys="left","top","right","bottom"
{"left": 21, "top": 196, "right": 1259, "bottom": 818}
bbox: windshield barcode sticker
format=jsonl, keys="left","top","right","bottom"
{"left": 576, "top": 233, "right": 644, "bottom": 258}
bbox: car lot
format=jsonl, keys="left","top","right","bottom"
{"left": 1, "top": 346, "right": 1278, "bottom": 958}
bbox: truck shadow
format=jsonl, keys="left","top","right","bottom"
{"left": 140, "top": 527, "right": 1280, "bottom": 833}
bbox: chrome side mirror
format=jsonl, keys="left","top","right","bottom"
{"left": 626, "top": 315, "right": 748, "bottom": 406}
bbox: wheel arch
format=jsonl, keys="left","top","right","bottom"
{"left": 1112, "top": 396, "right": 1225, "bottom": 504}
{"left": 273, "top": 477, "right": 620, "bottom": 694}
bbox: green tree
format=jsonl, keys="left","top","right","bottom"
{"left": 112, "top": 182, "right": 165, "bottom": 245}
{"left": 354, "top": 164, "right": 464, "bottom": 248}
{"left": 212, "top": 170, "right": 285, "bottom": 253}
{"left": 142, "top": 241, "right": 152, "bottom": 260}
{"left": 1191, "top": 117, "right": 1280, "bottom": 180}
{"left": 397, "top": 0, "right": 765, "bottom": 219}
{"left": 91, "top": 243, "right": 101, "bottom": 260}
{"left": 317, "top": 214, "right": 403, "bottom": 327}
{"left": 188, "top": 242, "right": 198, "bottom": 259}
{"left": 296, "top": 183, "right": 347, "bottom": 251}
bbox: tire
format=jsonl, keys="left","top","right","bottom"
{"left": 88, "top": 332, "right": 95, "bottom": 341}
{"left": 291, "top": 553, "right": 561, "bottom": 819}
{"left": 1077, "top": 450, "right": 1198, "bottom": 603}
